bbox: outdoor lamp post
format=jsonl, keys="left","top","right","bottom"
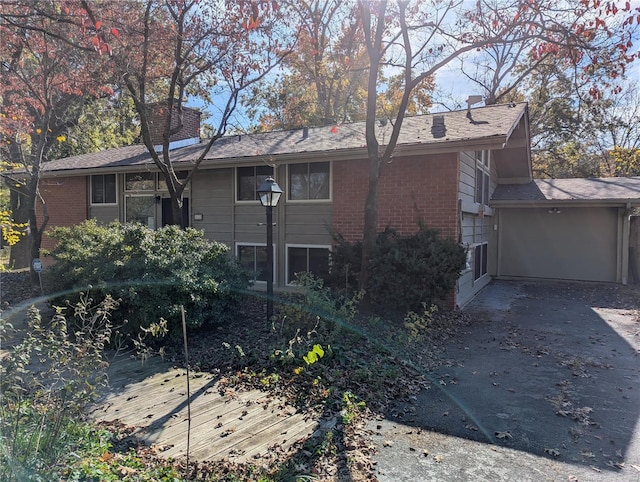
{"left": 257, "top": 177, "right": 282, "bottom": 321}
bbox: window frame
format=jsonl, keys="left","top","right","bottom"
{"left": 125, "top": 171, "right": 156, "bottom": 192}
{"left": 285, "top": 244, "right": 332, "bottom": 285}
{"left": 473, "top": 242, "right": 488, "bottom": 281}
{"left": 286, "top": 161, "right": 331, "bottom": 203}
{"left": 124, "top": 194, "right": 157, "bottom": 229}
{"left": 157, "top": 170, "right": 190, "bottom": 191}
{"left": 235, "top": 242, "right": 275, "bottom": 284}
{"left": 90, "top": 173, "right": 118, "bottom": 205}
{"left": 236, "top": 165, "right": 275, "bottom": 203}
{"left": 474, "top": 150, "right": 491, "bottom": 207}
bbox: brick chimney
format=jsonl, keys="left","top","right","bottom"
{"left": 146, "top": 102, "right": 201, "bottom": 148}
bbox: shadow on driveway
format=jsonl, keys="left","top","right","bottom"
{"left": 369, "top": 280, "right": 640, "bottom": 481}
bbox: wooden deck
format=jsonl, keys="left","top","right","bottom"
{"left": 90, "top": 355, "right": 319, "bottom": 463}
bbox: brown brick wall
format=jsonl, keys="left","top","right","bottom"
{"left": 332, "top": 153, "right": 460, "bottom": 309}
{"left": 333, "top": 153, "right": 460, "bottom": 240}
{"left": 37, "top": 176, "right": 88, "bottom": 259}
{"left": 148, "top": 104, "right": 201, "bottom": 145}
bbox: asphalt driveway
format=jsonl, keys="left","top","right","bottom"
{"left": 368, "top": 280, "right": 640, "bottom": 481}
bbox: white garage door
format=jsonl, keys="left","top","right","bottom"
{"left": 498, "top": 207, "right": 618, "bottom": 282}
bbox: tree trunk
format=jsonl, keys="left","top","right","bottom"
{"left": 8, "top": 191, "right": 31, "bottom": 269}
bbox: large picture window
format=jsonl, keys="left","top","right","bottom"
{"left": 91, "top": 174, "right": 117, "bottom": 204}
{"left": 237, "top": 166, "right": 273, "bottom": 201}
{"left": 288, "top": 162, "right": 330, "bottom": 201}
{"left": 287, "top": 245, "right": 330, "bottom": 284}
{"left": 237, "top": 244, "right": 272, "bottom": 283}
{"left": 475, "top": 150, "right": 490, "bottom": 206}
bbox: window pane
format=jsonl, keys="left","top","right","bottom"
{"left": 126, "top": 196, "right": 155, "bottom": 228}
{"left": 481, "top": 243, "right": 488, "bottom": 276}
{"left": 104, "top": 174, "right": 116, "bottom": 203}
{"left": 308, "top": 248, "right": 330, "bottom": 277}
{"left": 91, "top": 175, "right": 104, "bottom": 203}
{"left": 255, "top": 246, "right": 270, "bottom": 282}
{"left": 157, "top": 170, "right": 188, "bottom": 191}
{"left": 255, "top": 165, "right": 273, "bottom": 201}
{"left": 237, "top": 245, "right": 255, "bottom": 272}
{"left": 238, "top": 167, "right": 256, "bottom": 200}
{"left": 475, "top": 167, "right": 483, "bottom": 204}
{"left": 126, "top": 172, "right": 154, "bottom": 191}
{"left": 483, "top": 173, "right": 490, "bottom": 205}
{"left": 288, "top": 247, "right": 307, "bottom": 282}
{"left": 289, "top": 164, "right": 308, "bottom": 200}
{"left": 91, "top": 174, "right": 116, "bottom": 203}
{"left": 309, "top": 162, "right": 329, "bottom": 199}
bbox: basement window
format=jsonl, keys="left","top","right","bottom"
{"left": 237, "top": 243, "right": 273, "bottom": 283}
{"left": 287, "top": 245, "right": 330, "bottom": 284}
{"left": 474, "top": 242, "right": 488, "bottom": 281}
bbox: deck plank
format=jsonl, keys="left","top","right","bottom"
{"left": 89, "top": 354, "right": 318, "bottom": 464}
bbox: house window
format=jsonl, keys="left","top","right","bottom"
{"left": 157, "top": 170, "right": 189, "bottom": 191}
{"left": 287, "top": 245, "right": 330, "bottom": 284}
{"left": 474, "top": 242, "right": 488, "bottom": 281}
{"left": 237, "top": 166, "right": 273, "bottom": 201}
{"left": 90, "top": 174, "right": 117, "bottom": 204}
{"left": 288, "top": 162, "right": 330, "bottom": 201}
{"left": 125, "top": 172, "right": 155, "bottom": 191}
{"left": 475, "top": 150, "right": 490, "bottom": 206}
{"left": 237, "top": 244, "right": 272, "bottom": 283}
{"left": 125, "top": 196, "right": 156, "bottom": 228}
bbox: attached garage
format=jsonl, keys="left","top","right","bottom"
{"left": 492, "top": 177, "right": 640, "bottom": 284}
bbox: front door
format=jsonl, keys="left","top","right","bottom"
{"left": 162, "top": 197, "right": 190, "bottom": 228}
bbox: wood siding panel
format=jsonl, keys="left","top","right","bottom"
{"left": 191, "top": 168, "right": 233, "bottom": 244}
{"left": 284, "top": 203, "right": 333, "bottom": 245}
{"left": 89, "top": 205, "right": 119, "bottom": 224}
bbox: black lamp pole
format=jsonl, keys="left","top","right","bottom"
{"left": 257, "top": 177, "right": 282, "bottom": 322}
{"left": 265, "top": 203, "right": 274, "bottom": 320}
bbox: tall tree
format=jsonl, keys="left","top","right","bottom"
{"left": 355, "top": 0, "right": 639, "bottom": 290}
{"left": 0, "top": 1, "right": 114, "bottom": 273}
{"left": 82, "top": 0, "right": 291, "bottom": 227}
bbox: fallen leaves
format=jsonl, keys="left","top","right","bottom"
{"left": 495, "top": 431, "right": 512, "bottom": 440}
{"left": 544, "top": 447, "right": 560, "bottom": 457}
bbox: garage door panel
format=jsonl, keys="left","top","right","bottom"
{"left": 500, "top": 207, "right": 617, "bottom": 282}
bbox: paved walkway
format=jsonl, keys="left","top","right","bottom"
{"left": 369, "top": 280, "right": 640, "bottom": 481}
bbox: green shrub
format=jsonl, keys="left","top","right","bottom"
{"left": 45, "top": 220, "right": 251, "bottom": 337}
{"left": 0, "top": 298, "right": 116, "bottom": 481}
{"left": 327, "top": 225, "right": 466, "bottom": 313}
{"left": 273, "top": 273, "right": 360, "bottom": 362}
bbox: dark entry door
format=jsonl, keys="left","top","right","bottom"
{"left": 161, "top": 197, "right": 189, "bottom": 228}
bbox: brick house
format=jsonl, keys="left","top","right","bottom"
{"left": 38, "top": 102, "right": 638, "bottom": 307}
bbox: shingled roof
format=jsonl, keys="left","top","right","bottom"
{"left": 492, "top": 177, "right": 640, "bottom": 205}
{"left": 41, "top": 102, "right": 528, "bottom": 175}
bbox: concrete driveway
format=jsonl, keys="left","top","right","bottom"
{"left": 368, "top": 280, "right": 640, "bottom": 481}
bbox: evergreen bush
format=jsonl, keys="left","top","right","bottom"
{"left": 45, "top": 220, "right": 251, "bottom": 337}
{"left": 327, "top": 225, "right": 466, "bottom": 313}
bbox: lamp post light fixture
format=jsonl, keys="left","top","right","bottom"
{"left": 257, "top": 176, "right": 283, "bottom": 321}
